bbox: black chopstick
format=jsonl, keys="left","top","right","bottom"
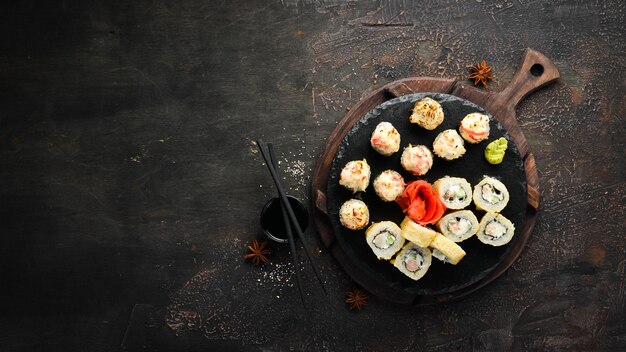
{"left": 268, "top": 143, "right": 307, "bottom": 308}
{"left": 256, "top": 140, "right": 328, "bottom": 295}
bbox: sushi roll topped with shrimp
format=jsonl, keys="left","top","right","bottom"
{"left": 373, "top": 170, "right": 405, "bottom": 202}
{"left": 459, "top": 112, "right": 490, "bottom": 144}
{"left": 401, "top": 144, "right": 433, "bottom": 176}
{"left": 339, "top": 159, "right": 371, "bottom": 193}
{"left": 370, "top": 122, "right": 401, "bottom": 156}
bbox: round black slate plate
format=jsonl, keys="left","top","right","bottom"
{"left": 327, "top": 92, "right": 527, "bottom": 297}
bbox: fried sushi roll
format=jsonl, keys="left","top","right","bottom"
{"left": 339, "top": 199, "right": 369, "bottom": 230}
{"left": 432, "top": 129, "right": 466, "bottom": 160}
{"left": 365, "top": 221, "right": 405, "bottom": 260}
{"left": 433, "top": 176, "right": 472, "bottom": 210}
{"left": 429, "top": 232, "right": 466, "bottom": 265}
{"left": 477, "top": 212, "right": 515, "bottom": 246}
{"left": 339, "top": 159, "right": 371, "bottom": 193}
{"left": 436, "top": 210, "right": 479, "bottom": 242}
{"left": 459, "top": 112, "right": 490, "bottom": 143}
{"left": 393, "top": 243, "right": 432, "bottom": 281}
{"left": 373, "top": 170, "right": 405, "bottom": 202}
{"left": 370, "top": 122, "right": 401, "bottom": 156}
{"left": 400, "top": 216, "right": 438, "bottom": 247}
{"left": 409, "top": 97, "right": 444, "bottom": 130}
{"left": 473, "top": 176, "right": 509, "bottom": 212}
{"left": 401, "top": 144, "right": 433, "bottom": 176}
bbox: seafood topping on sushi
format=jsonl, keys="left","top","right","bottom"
{"left": 370, "top": 122, "right": 401, "bottom": 156}
{"left": 409, "top": 97, "right": 444, "bottom": 130}
{"left": 433, "top": 129, "right": 466, "bottom": 160}
{"left": 339, "top": 159, "right": 371, "bottom": 193}
{"left": 373, "top": 170, "right": 406, "bottom": 202}
{"left": 401, "top": 144, "right": 434, "bottom": 176}
{"left": 459, "top": 112, "right": 490, "bottom": 143}
{"left": 339, "top": 199, "right": 370, "bottom": 230}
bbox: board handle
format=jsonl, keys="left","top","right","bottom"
{"left": 495, "top": 49, "right": 560, "bottom": 108}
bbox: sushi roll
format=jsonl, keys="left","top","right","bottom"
{"left": 393, "top": 242, "right": 432, "bottom": 281}
{"left": 373, "top": 170, "right": 405, "bottom": 202}
{"left": 339, "top": 159, "right": 371, "bottom": 193}
{"left": 339, "top": 199, "right": 370, "bottom": 230}
{"left": 436, "top": 210, "right": 479, "bottom": 242}
{"left": 365, "top": 221, "right": 405, "bottom": 260}
{"left": 409, "top": 97, "right": 444, "bottom": 130}
{"left": 429, "top": 233, "right": 466, "bottom": 265}
{"left": 370, "top": 122, "right": 401, "bottom": 156}
{"left": 400, "top": 216, "right": 438, "bottom": 247}
{"left": 401, "top": 144, "right": 434, "bottom": 176}
{"left": 459, "top": 112, "right": 490, "bottom": 144}
{"left": 477, "top": 212, "right": 515, "bottom": 246}
{"left": 432, "top": 129, "right": 466, "bottom": 160}
{"left": 473, "top": 176, "right": 510, "bottom": 212}
{"left": 432, "top": 176, "right": 472, "bottom": 209}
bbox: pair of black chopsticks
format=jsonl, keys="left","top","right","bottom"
{"left": 256, "top": 140, "right": 327, "bottom": 307}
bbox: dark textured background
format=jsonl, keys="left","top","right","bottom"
{"left": 0, "top": 0, "right": 624, "bottom": 351}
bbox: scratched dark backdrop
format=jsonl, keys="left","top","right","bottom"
{"left": 0, "top": 0, "right": 624, "bottom": 351}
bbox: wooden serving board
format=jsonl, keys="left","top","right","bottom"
{"left": 311, "top": 49, "right": 560, "bottom": 305}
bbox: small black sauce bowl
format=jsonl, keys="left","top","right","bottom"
{"left": 260, "top": 195, "right": 309, "bottom": 244}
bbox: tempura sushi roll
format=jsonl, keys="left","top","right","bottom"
{"left": 436, "top": 210, "right": 479, "bottom": 242}
{"left": 373, "top": 170, "right": 405, "bottom": 202}
{"left": 433, "top": 129, "right": 466, "bottom": 160}
{"left": 339, "top": 199, "right": 369, "bottom": 230}
{"left": 429, "top": 233, "right": 466, "bottom": 265}
{"left": 401, "top": 144, "right": 433, "bottom": 176}
{"left": 409, "top": 97, "right": 444, "bottom": 130}
{"left": 365, "top": 221, "right": 405, "bottom": 260}
{"left": 339, "top": 159, "right": 371, "bottom": 193}
{"left": 393, "top": 243, "right": 432, "bottom": 281}
{"left": 477, "top": 212, "right": 515, "bottom": 246}
{"left": 400, "top": 216, "right": 437, "bottom": 247}
{"left": 433, "top": 176, "right": 472, "bottom": 210}
{"left": 370, "top": 122, "right": 401, "bottom": 156}
{"left": 459, "top": 112, "right": 490, "bottom": 143}
{"left": 473, "top": 176, "right": 509, "bottom": 212}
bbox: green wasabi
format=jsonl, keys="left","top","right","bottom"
{"left": 485, "top": 137, "right": 508, "bottom": 164}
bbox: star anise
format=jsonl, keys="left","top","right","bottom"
{"left": 468, "top": 59, "right": 494, "bottom": 87}
{"left": 345, "top": 287, "right": 368, "bottom": 310}
{"left": 244, "top": 240, "right": 270, "bottom": 265}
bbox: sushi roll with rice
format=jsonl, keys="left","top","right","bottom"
{"left": 339, "top": 199, "right": 370, "bottom": 230}
{"left": 400, "top": 216, "right": 438, "bottom": 247}
{"left": 477, "top": 212, "right": 515, "bottom": 246}
{"left": 373, "top": 170, "right": 405, "bottom": 202}
{"left": 433, "top": 176, "right": 472, "bottom": 210}
{"left": 433, "top": 129, "right": 466, "bottom": 160}
{"left": 339, "top": 159, "right": 371, "bottom": 193}
{"left": 459, "top": 112, "right": 490, "bottom": 143}
{"left": 365, "top": 221, "right": 405, "bottom": 260}
{"left": 429, "top": 233, "right": 466, "bottom": 265}
{"left": 401, "top": 144, "right": 433, "bottom": 176}
{"left": 473, "top": 176, "right": 509, "bottom": 212}
{"left": 393, "top": 242, "right": 432, "bottom": 281}
{"left": 370, "top": 122, "right": 401, "bottom": 156}
{"left": 436, "top": 210, "right": 479, "bottom": 242}
{"left": 409, "top": 97, "right": 444, "bottom": 130}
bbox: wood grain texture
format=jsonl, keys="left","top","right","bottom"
{"left": 0, "top": 0, "right": 624, "bottom": 351}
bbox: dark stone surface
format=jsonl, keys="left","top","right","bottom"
{"left": 0, "top": 0, "right": 624, "bottom": 351}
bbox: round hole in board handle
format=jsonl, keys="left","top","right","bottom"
{"left": 530, "top": 64, "right": 544, "bottom": 77}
